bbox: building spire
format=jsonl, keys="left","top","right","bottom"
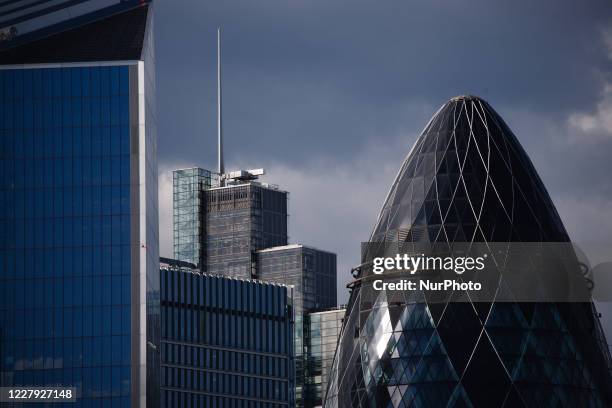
{"left": 217, "top": 26, "right": 225, "bottom": 185}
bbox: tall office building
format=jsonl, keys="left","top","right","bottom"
{"left": 257, "top": 244, "right": 337, "bottom": 407}
{"left": 171, "top": 170, "right": 288, "bottom": 276}
{"left": 205, "top": 181, "right": 288, "bottom": 277}
{"left": 257, "top": 245, "right": 337, "bottom": 312}
{"left": 166, "top": 28, "right": 338, "bottom": 406}
{"left": 0, "top": 3, "right": 160, "bottom": 407}
{"left": 173, "top": 168, "right": 211, "bottom": 268}
{"left": 159, "top": 258, "right": 295, "bottom": 407}
{"left": 325, "top": 96, "right": 612, "bottom": 407}
{"left": 170, "top": 30, "right": 289, "bottom": 278}
{"left": 170, "top": 171, "right": 337, "bottom": 406}
{"left": 304, "top": 307, "right": 345, "bottom": 408}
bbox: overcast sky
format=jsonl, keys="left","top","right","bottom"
{"left": 153, "top": 1, "right": 612, "bottom": 328}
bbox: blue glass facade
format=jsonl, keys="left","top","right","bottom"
{"left": 0, "top": 49, "right": 159, "bottom": 407}
{"left": 160, "top": 264, "right": 295, "bottom": 407}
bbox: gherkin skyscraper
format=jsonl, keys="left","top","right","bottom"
{"left": 324, "top": 96, "right": 612, "bottom": 407}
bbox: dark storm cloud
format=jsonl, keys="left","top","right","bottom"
{"left": 154, "top": 1, "right": 612, "bottom": 309}
{"left": 155, "top": 0, "right": 612, "bottom": 167}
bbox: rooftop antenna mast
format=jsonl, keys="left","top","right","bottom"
{"left": 213, "top": 27, "right": 266, "bottom": 185}
{"left": 217, "top": 27, "right": 225, "bottom": 186}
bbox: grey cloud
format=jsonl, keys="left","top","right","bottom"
{"left": 154, "top": 0, "right": 612, "bottom": 168}
{"left": 568, "top": 83, "right": 612, "bottom": 142}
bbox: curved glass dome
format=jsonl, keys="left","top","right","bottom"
{"left": 324, "top": 96, "right": 612, "bottom": 407}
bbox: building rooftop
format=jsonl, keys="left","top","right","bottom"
{"left": 160, "top": 257, "right": 294, "bottom": 289}
{"left": 450, "top": 94, "right": 485, "bottom": 102}
{"left": 160, "top": 257, "right": 198, "bottom": 270}
{"left": 0, "top": 5, "right": 149, "bottom": 65}
{"left": 257, "top": 243, "right": 336, "bottom": 255}
{"left": 309, "top": 306, "right": 347, "bottom": 315}
{"left": 207, "top": 180, "right": 285, "bottom": 193}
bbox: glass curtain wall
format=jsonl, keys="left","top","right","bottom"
{"left": 325, "top": 96, "right": 612, "bottom": 407}
{"left": 305, "top": 308, "right": 345, "bottom": 408}
{"left": 0, "top": 66, "right": 134, "bottom": 406}
{"left": 160, "top": 267, "right": 295, "bottom": 408}
{"left": 173, "top": 168, "right": 211, "bottom": 268}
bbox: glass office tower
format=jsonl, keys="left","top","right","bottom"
{"left": 257, "top": 245, "right": 337, "bottom": 312}
{"left": 171, "top": 171, "right": 339, "bottom": 404}
{"left": 257, "top": 244, "right": 337, "bottom": 407}
{"left": 204, "top": 183, "right": 288, "bottom": 277}
{"left": 173, "top": 168, "right": 211, "bottom": 268}
{"left": 325, "top": 96, "right": 612, "bottom": 407}
{"left": 305, "top": 307, "right": 345, "bottom": 408}
{"left": 160, "top": 258, "right": 295, "bottom": 407}
{"left": 0, "top": 4, "right": 159, "bottom": 407}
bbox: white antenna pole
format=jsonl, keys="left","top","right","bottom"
{"left": 217, "top": 27, "right": 225, "bottom": 185}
